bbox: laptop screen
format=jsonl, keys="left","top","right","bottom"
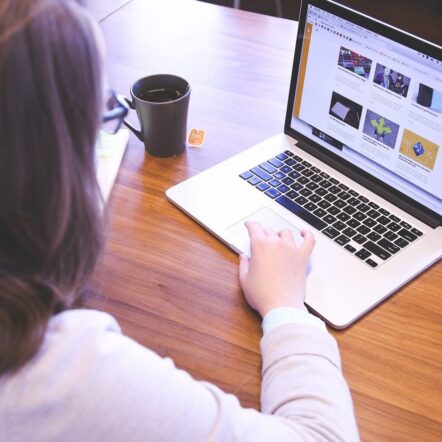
{"left": 289, "top": 2, "right": 442, "bottom": 217}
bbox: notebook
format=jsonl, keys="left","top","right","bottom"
{"left": 166, "top": 0, "right": 442, "bottom": 328}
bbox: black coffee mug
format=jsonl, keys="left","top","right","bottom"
{"left": 123, "top": 74, "right": 190, "bottom": 157}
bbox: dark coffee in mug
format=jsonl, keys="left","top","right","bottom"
{"left": 138, "top": 88, "right": 183, "bottom": 103}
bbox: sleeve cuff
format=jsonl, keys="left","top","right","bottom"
{"left": 262, "top": 307, "right": 327, "bottom": 335}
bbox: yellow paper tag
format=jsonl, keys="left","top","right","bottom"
{"left": 188, "top": 128, "right": 206, "bottom": 147}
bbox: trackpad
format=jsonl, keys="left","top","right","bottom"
{"left": 225, "top": 207, "right": 304, "bottom": 257}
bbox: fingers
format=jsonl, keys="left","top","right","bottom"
{"left": 278, "top": 229, "right": 296, "bottom": 245}
{"left": 238, "top": 254, "right": 250, "bottom": 281}
{"left": 245, "top": 221, "right": 266, "bottom": 241}
{"left": 299, "top": 229, "right": 315, "bottom": 258}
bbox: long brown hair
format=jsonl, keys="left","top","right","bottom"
{"left": 0, "top": 0, "right": 104, "bottom": 375}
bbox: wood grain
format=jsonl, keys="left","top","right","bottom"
{"left": 86, "top": 0, "right": 442, "bottom": 440}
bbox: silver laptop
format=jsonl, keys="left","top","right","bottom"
{"left": 167, "top": 0, "right": 442, "bottom": 328}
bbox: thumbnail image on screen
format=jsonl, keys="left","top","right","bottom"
{"left": 337, "top": 47, "right": 372, "bottom": 79}
{"left": 399, "top": 128, "right": 439, "bottom": 170}
{"left": 329, "top": 91, "right": 362, "bottom": 129}
{"left": 362, "top": 110, "right": 400, "bottom": 148}
{"left": 373, "top": 64, "right": 411, "bottom": 97}
{"left": 415, "top": 83, "right": 442, "bottom": 112}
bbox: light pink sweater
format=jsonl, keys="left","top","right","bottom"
{"left": 0, "top": 309, "right": 359, "bottom": 441}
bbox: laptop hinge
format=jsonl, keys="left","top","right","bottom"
{"left": 294, "top": 139, "right": 441, "bottom": 229}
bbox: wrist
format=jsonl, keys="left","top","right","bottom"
{"left": 259, "top": 301, "right": 307, "bottom": 317}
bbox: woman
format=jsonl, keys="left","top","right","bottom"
{"left": 0, "top": 1, "right": 359, "bottom": 440}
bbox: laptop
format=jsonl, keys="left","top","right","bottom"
{"left": 166, "top": 0, "right": 442, "bottom": 328}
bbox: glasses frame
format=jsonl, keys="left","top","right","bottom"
{"left": 102, "top": 89, "right": 129, "bottom": 134}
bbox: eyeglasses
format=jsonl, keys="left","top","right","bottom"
{"left": 102, "top": 89, "right": 129, "bottom": 134}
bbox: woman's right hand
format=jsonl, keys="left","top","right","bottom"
{"left": 238, "top": 221, "right": 315, "bottom": 317}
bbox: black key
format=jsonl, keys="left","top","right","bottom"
{"left": 259, "top": 162, "right": 277, "bottom": 174}
{"left": 363, "top": 218, "right": 376, "bottom": 228}
{"left": 379, "top": 208, "right": 390, "bottom": 216}
{"left": 313, "top": 208, "right": 327, "bottom": 218}
{"left": 366, "top": 259, "right": 378, "bottom": 268}
{"left": 302, "top": 160, "right": 312, "bottom": 167}
{"left": 377, "top": 238, "right": 400, "bottom": 255}
{"left": 286, "top": 190, "right": 298, "bottom": 200}
{"left": 347, "top": 197, "right": 360, "bottom": 206}
{"left": 251, "top": 166, "right": 272, "bottom": 181}
{"left": 353, "top": 212, "right": 367, "bottom": 221}
{"left": 347, "top": 218, "right": 360, "bottom": 228}
{"left": 295, "top": 196, "right": 308, "bottom": 205}
{"left": 309, "top": 194, "right": 321, "bottom": 203}
{"left": 337, "top": 212, "right": 350, "bottom": 222}
{"left": 315, "top": 188, "right": 327, "bottom": 196}
{"left": 348, "top": 189, "right": 359, "bottom": 197}
{"left": 282, "top": 177, "right": 294, "bottom": 186}
{"left": 293, "top": 154, "right": 303, "bottom": 161}
{"left": 328, "top": 206, "right": 340, "bottom": 215}
{"left": 294, "top": 163, "right": 305, "bottom": 171}
{"left": 353, "top": 234, "right": 366, "bottom": 245}
{"left": 291, "top": 182, "right": 303, "bottom": 191}
{"left": 275, "top": 195, "right": 327, "bottom": 230}
{"left": 277, "top": 184, "right": 290, "bottom": 193}
{"left": 268, "top": 157, "right": 284, "bottom": 168}
{"left": 337, "top": 191, "right": 351, "bottom": 200}
{"left": 304, "top": 202, "right": 318, "bottom": 212}
{"left": 397, "top": 228, "right": 417, "bottom": 243}
{"left": 311, "top": 166, "right": 320, "bottom": 173}
{"left": 364, "top": 241, "right": 391, "bottom": 260}
{"left": 320, "top": 180, "right": 332, "bottom": 188}
{"left": 345, "top": 244, "right": 356, "bottom": 253}
{"left": 273, "top": 171, "right": 285, "bottom": 180}
{"left": 400, "top": 221, "right": 412, "bottom": 229}
{"left": 298, "top": 177, "right": 309, "bottom": 185}
{"left": 339, "top": 183, "right": 349, "bottom": 191}
{"left": 367, "top": 231, "right": 381, "bottom": 242}
{"left": 395, "top": 238, "right": 409, "bottom": 248}
{"left": 389, "top": 214, "right": 401, "bottom": 223}
{"left": 411, "top": 227, "right": 423, "bottom": 237}
{"left": 355, "top": 249, "right": 371, "bottom": 260}
{"left": 376, "top": 215, "right": 390, "bottom": 225}
{"left": 324, "top": 193, "right": 337, "bottom": 202}
{"left": 269, "top": 178, "right": 281, "bottom": 187}
{"left": 368, "top": 202, "right": 379, "bottom": 209}
{"left": 329, "top": 185, "right": 341, "bottom": 194}
{"left": 367, "top": 209, "right": 380, "bottom": 219}
{"left": 240, "top": 171, "right": 253, "bottom": 180}
{"left": 301, "top": 169, "right": 314, "bottom": 177}
{"left": 323, "top": 226, "right": 340, "bottom": 239}
{"left": 320, "top": 172, "right": 330, "bottom": 179}
{"left": 265, "top": 188, "right": 281, "bottom": 199}
{"left": 276, "top": 153, "right": 288, "bottom": 160}
{"left": 256, "top": 182, "right": 270, "bottom": 191}
{"left": 357, "top": 225, "right": 370, "bottom": 235}
{"left": 357, "top": 203, "right": 370, "bottom": 213}
{"left": 358, "top": 196, "right": 369, "bottom": 203}
{"left": 280, "top": 165, "right": 292, "bottom": 174}
{"left": 384, "top": 231, "right": 398, "bottom": 241}
{"left": 300, "top": 188, "right": 312, "bottom": 197}
{"left": 387, "top": 222, "right": 401, "bottom": 232}
{"left": 342, "top": 227, "right": 357, "bottom": 238}
{"left": 306, "top": 182, "right": 319, "bottom": 190}
{"left": 329, "top": 177, "right": 339, "bottom": 185}
{"left": 285, "top": 150, "right": 295, "bottom": 157}
{"left": 248, "top": 176, "right": 261, "bottom": 186}
{"left": 343, "top": 205, "right": 357, "bottom": 215}
{"left": 323, "top": 214, "right": 337, "bottom": 224}
{"left": 311, "top": 174, "right": 323, "bottom": 183}
{"left": 288, "top": 171, "right": 301, "bottom": 180}
{"left": 284, "top": 158, "right": 297, "bottom": 166}
{"left": 318, "top": 200, "right": 331, "bottom": 209}
{"left": 334, "top": 200, "right": 346, "bottom": 209}
{"left": 373, "top": 224, "right": 387, "bottom": 234}
{"left": 332, "top": 221, "right": 347, "bottom": 231}
{"left": 335, "top": 235, "right": 350, "bottom": 246}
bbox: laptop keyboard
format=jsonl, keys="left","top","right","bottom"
{"left": 239, "top": 150, "right": 423, "bottom": 268}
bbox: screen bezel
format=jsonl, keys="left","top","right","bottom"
{"left": 284, "top": 0, "right": 442, "bottom": 227}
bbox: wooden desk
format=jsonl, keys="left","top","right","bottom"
{"left": 87, "top": 1, "right": 442, "bottom": 440}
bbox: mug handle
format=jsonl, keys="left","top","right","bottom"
{"left": 123, "top": 97, "right": 144, "bottom": 142}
